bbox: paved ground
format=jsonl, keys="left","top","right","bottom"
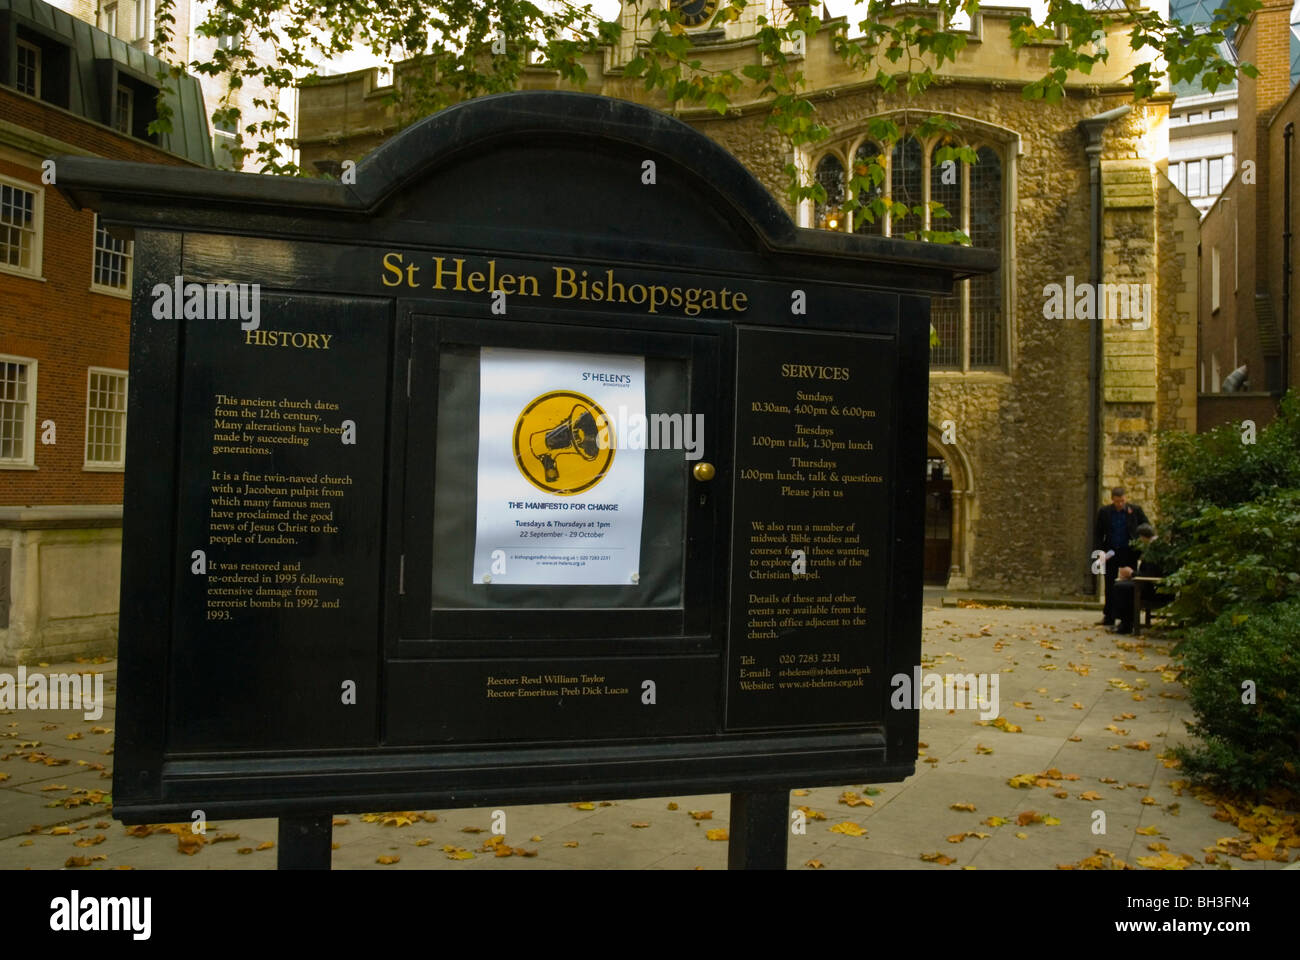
{"left": 2, "top": 599, "right": 1295, "bottom": 870}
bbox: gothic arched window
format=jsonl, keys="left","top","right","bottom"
{"left": 853, "top": 140, "right": 885, "bottom": 237}
{"left": 809, "top": 124, "right": 1008, "bottom": 372}
{"left": 929, "top": 137, "right": 964, "bottom": 367}
{"left": 890, "top": 136, "right": 923, "bottom": 239}
{"left": 814, "top": 153, "right": 846, "bottom": 230}
{"left": 969, "top": 146, "right": 1003, "bottom": 368}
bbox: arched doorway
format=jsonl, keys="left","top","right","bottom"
{"left": 924, "top": 456, "right": 953, "bottom": 584}
{"left": 925, "top": 427, "right": 975, "bottom": 589}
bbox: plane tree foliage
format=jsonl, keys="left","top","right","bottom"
{"left": 150, "top": 0, "right": 1260, "bottom": 231}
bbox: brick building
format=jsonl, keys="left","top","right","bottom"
{"left": 295, "top": 2, "right": 1201, "bottom": 598}
{"left": 0, "top": 0, "right": 210, "bottom": 662}
{"left": 45, "top": 0, "right": 291, "bottom": 170}
{"left": 1199, "top": 0, "right": 1300, "bottom": 431}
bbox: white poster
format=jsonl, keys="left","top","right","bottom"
{"left": 473, "top": 346, "right": 646, "bottom": 586}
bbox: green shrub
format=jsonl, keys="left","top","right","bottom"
{"left": 1160, "top": 390, "right": 1300, "bottom": 521}
{"left": 1157, "top": 489, "right": 1300, "bottom": 625}
{"left": 1173, "top": 598, "right": 1300, "bottom": 794}
{"left": 1155, "top": 390, "right": 1300, "bottom": 628}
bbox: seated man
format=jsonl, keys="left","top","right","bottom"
{"left": 1109, "top": 523, "right": 1170, "bottom": 634}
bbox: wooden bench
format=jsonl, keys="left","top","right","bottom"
{"left": 1130, "top": 576, "right": 1164, "bottom": 637}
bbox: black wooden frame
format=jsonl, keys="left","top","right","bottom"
{"left": 54, "top": 91, "right": 994, "bottom": 824}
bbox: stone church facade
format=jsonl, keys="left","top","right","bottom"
{"left": 295, "top": 2, "right": 1200, "bottom": 598}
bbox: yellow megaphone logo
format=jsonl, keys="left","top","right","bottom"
{"left": 512, "top": 390, "right": 615, "bottom": 496}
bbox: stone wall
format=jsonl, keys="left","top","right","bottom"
{"left": 1154, "top": 173, "right": 1201, "bottom": 518}
{"left": 0, "top": 509, "right": 122, "bottom": 665}
{"left": 690, "top": 84, "right": 1169, "bottom": 597}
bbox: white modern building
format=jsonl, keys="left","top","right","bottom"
{"left": 1169, "top": 83, "right": 1237, "bottom": 216}
{"left": 46, "top": 0, "right": 288, "bottom": 170}
{"left": 1167, "top": 0, "right": 1300, "bottom": 215}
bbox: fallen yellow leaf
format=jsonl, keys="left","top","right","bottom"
{"left": 360, "top": 812, "right": 418, "bottom": 827}
{"left": 705, "top": 828, "right": 728, "bottom": 841}
{"left": 829, "top": 821, "right": 866, "bottom": 837}
{"left": 919, "top": 851, "right": 956, "bottom": 865}
{"left": 1136, "top": 851, "right": 1191, "bottom": 870}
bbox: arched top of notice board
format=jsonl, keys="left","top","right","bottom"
{"left": 53, "top": 90, "right": 995, "bottom": 284}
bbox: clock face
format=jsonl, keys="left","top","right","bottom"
{"left": 671, "top": 0, "right": 720, "bottom": 28}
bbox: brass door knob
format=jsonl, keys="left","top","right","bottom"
{"left": 692, "top": 461, "right": 716, "bottom": 482}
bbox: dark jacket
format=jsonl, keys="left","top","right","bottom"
{"left": 1134, "top": 551, "right": 1164, "bottom": 580}
{"left": 1093, "top": 502, "right": 1149, "bottom": 552}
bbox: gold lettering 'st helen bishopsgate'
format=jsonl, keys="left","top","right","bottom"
{"left": 381, "top": 253, "right": 749, "bottom": 317}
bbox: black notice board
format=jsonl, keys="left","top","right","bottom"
{"left": 169, "top": 293, "right": 389, "bottom": 752}
{"left": 53, "top": 91, "right": 995, "bottom": 823}
{"left": 726, "top": 327, "right": 896, "bottom": 730}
